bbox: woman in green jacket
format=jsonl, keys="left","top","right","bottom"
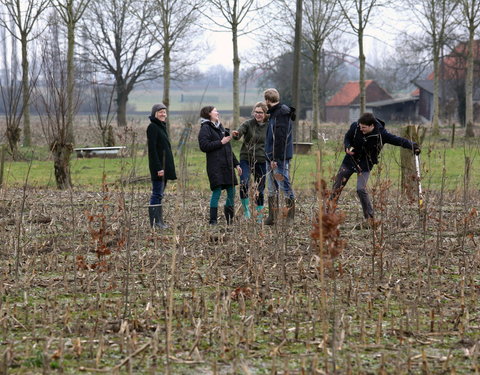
{"left": 232, "top": 102, "right": 268, "bottom": 221}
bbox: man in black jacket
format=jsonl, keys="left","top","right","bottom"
{"left": 147, "top": 103, "right": 176, "bottom": 229}
{"left": 329, "top": 112, "right": 420, "bottom": 226}
{"left": 263, "top": 88, "right": 296, "bottom": 225}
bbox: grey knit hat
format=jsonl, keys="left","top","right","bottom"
{"left": 151, "top": 103, "right": 167, "bottom": 116}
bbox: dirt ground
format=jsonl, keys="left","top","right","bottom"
{"left": 0, "top": 185, "right": 479, "bottom": 374}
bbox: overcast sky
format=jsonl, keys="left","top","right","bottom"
{"left": 199, "top": 4, "right": 416, "bottom": 72}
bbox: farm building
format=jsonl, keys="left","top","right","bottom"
{"left": 413, "top": 40, "right": 480, "bottom": 124}
{"left": 326, "top": 80, "right": 393, "bottom": 123}
{"left": 350, "top": 96, "right": 419, "bottom": 124}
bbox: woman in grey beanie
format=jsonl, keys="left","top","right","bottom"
{"left": 147, "top": 103, "right": 176, "bottom": 229}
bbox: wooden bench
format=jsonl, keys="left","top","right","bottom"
{"left": 74, "top": 146, "right": 126, "bottom": 158}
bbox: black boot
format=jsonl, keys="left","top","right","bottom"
{"left": 149, "top": 206, "right": 168, "bottom": 229}
{"left": 209, "top": 207, "right": 218, "bottom": 225}
{"left": 285, "top": 197, "right": 295, "bottom": 223}
{"left": 264, "top": 196, "right": 277, "bottom": 225}
{"left": 224, "top": 206, "right": 234, "bottom": 225}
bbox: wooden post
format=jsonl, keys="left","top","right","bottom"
{"left": 400, "top": 125, "right": 419, "bottom": 200}
{"left": 450, "top": 123, "right": 455, "bottom": 148}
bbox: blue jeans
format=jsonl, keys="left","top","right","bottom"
{"left": 239, "top": 159, "right": 266, "bottom": 206}
{"left": 150, "top": 179, "right": 166, "bottom": 206}
{"left": 267, "top": 160, "right": 294, "bottom": 199}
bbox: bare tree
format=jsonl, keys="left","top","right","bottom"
{"left": 302, "top": 0, "right": 342, "bottom": 134}
{"left": 51, "top": 0, "right": 91, "bottom": 144}
{"left": 90, "top": 80, "right": 116, "bottom": 146}
{"left": 148, "top": 0, "right": 203, "bottom": 134}
{"left": 406, "top": 0, "right": 458, "bottom": 136}
{"left": 1, "top": 7, "right": 19, "bottom": 159}
{"left": 292, "top": 0, "right": 303, "bottom": 133}
{"left": 458, "top": 0, "right": 480, "bottom": 138}
{"left": 0, "top": 18, "right": 23, "bottom": 160}
{"left": 201, "top": 0, "right": 263, "bottom": 127}
{"left": 366, "top": 37, "right": 432, "bottom": 94}
{"left": 338, "top": 0, "right": 383, "bottom": 114}
{"left": 269, "top": 0, "right": 343, "bottom": 128}
{"left": 35, "top": 14, "right": 79, "bottom": 189}
{"left": 81, "top": 0, "right": 163, "bottom": 127}
{"left": 0, "top": 0, "right": 50, "bottom": 147}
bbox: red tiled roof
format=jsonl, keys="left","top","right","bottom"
{"left": 326, "top": 80, "right": 374, "bottom": 106}
{"left": 426, "top": 40, "right": 480, "bottom": 80}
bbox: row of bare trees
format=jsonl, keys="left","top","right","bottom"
{"left": 0, "top": 0, "right": 203, "bottom": 188}
{"left": 0, "top": 0, "right": 479, "bottom": 188}
{"left": 262, "top": 0, "right": 479, "bottom": 139}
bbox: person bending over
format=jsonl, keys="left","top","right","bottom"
{"left": 329, "top": 112, "right": 420, "bottom": 226}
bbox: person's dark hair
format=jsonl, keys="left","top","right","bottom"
{"left": 200, "top": 106, "right": 215, "bottom": 120}
{"left": 358, "top": 112, "right": 376, "bottom": 126}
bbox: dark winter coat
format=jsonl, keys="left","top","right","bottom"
{"left": 147, "top": 116, "right": 177, "bottom": 181}
{"left": 342, "top": 118, "right": 415, "bottom": 172}
{"left": 233, "top": 117, "right": 267, "bottom": 163}
{"left": 198, "top": 119, "right": 239, "bottom": 191}
{"left": 265, "top": 103, "right": 295, "bottom": 162}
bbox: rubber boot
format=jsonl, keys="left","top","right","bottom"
{"left": 285, "top": 197, "right": 295, "bottom": 223}
{"left": 241, "top": 198, "right": 251, "bottom": 219}
{"left": 264, "top": 196, "right": 277, "bottom": 226}
{"left": 149, "top": 206, "right": 168, "bottom": 229}
{"left": 224, "top": 206, "right": 234, "bottom": 225}
{"left": 255, "top": 205, "right": 264, "bottom": 223}
{"left": 209, "top": 207, "right": 218, "bottom": 225}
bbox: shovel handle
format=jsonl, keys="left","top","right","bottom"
{"left": 414, "top": 154, "right": 424, "bottom": 208}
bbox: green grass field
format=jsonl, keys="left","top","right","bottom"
{"left": 129, "top": 86, "right": 263, "bottom": 112}
{"left": 2, "top": 138, "right": 479, "bottom": 191}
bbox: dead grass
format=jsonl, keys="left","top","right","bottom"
{"left": 0, "top": 182, "right": 479, "bottom": 374}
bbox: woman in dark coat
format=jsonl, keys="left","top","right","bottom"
{"left": 198, "top": 106, "right": 242, "bottom": 225}
{"left": 147, "top": 103, "right": 176, "bottom": 229}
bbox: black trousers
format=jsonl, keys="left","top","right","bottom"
{"left": 330, "top": 163, "right": 374, "bottom": 219}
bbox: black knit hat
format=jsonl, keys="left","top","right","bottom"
{"left": 151, "top": 103, "right": 167, "bottom": 116}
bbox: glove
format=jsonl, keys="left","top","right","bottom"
{"left": 413, "top": 143, "right": 421, "bottom": 155}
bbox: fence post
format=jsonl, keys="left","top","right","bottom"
{"left": 450, "top": 123, "right": 456, "bottom": 148}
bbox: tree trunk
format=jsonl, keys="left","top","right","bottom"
{"left": 465, "top": 26, "right": 475, "bottom": 138}
{"left": 66, "top": 7, "right": 75, "bottom": 144}
{"left": 163, "top": 44, "right": 171, "bottom": 134}
{"left": 116, "top": 80, "right": 128, "bottom": 127}
{"left": 6, "top": 125, "right": 20, "bottom": 160}
{"left": 292, "top": 0, "right": 303, "bottom": 141}
{"left": 319, "top": 49, "right": 326, "bottom": 122}
{"left": 358, "top": 26, "right": 366, "bottom": 114}
{"left": 21, "top": 34, "right": 31, "bottom": 147}
{"left": 432, "top": 48, "right": 440, "bottom": 136}
{"left": 106, "top": 125, "right": 115, "bottom": 147}
{"left": 232, "top": 22, "right": 240, "bottom": 127}
{"left": 311, "top": 48, "right": 320, "bottom": 140}
{"left": 52, "top": 141, "right": 73, "bottom": 189}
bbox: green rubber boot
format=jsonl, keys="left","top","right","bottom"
{"left": 255, "top": 205, "right": 264, "bottom": 223}
{"left": 241, "top": 198, "right": 251, "bottom": 219}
